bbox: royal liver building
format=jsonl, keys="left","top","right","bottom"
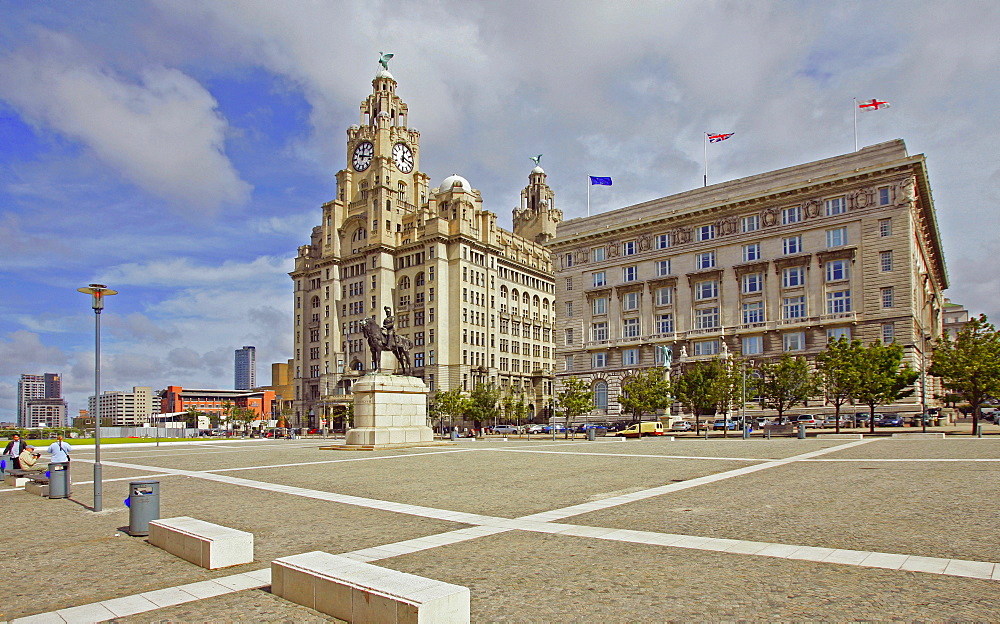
{"left": 290, "top": 59, "right": 561, "bottom": 426}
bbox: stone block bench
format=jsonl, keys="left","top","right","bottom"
{"left": 5, "top": 469, "right": 45, "bottom": 488}
{"left": 272, "top": 551, "right": 470, "bottom": 623}
{"left": 148, "top": 517, "right": 253, "bottom": 570}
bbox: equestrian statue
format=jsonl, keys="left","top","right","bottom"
{"left": 361, "top": 306, "right": 413, "bottom": 375}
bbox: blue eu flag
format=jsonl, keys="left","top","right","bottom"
{"left": 589, "top": 176, "right": 612, "bottom": 186}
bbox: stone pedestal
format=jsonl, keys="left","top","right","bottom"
{"left": 341, "top": 374, "right": 438, "bottom": 449}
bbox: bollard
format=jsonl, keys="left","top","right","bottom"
{"left": 977, "top": 424, "right": 983, "bottom": 438}
{"left": 450, "top": 431, "right": 460, "bottom": 441}
{"left": 797, "top": 423, "right": 806, "bottom": 439}
{"left": 128, "top": 480, "right": 160, "bottom": 536}
{"left": 743, "top": 427, "right": 751, "bottom": 440}
{"left": 587, "top": 427, "right": 597, "bottom": 441}
{"left": 48, "top": 462, "right": 70, "bottom": 499}
{"left": 766, "top": 428, "right": 771, "bottom": 440}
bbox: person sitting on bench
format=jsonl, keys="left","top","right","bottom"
{"left": 18, "top": 445, "right": 40, "bottom": 469}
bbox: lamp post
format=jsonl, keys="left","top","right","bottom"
{"left": 77, "top": 283, "right": 117, "bottom": 512}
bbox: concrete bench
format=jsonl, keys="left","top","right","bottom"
{"left": 272, "top": 551, "right": 470, "bottom": 623}
{"left": 5, "top": 469, "right": 45, "bottom": 488}
{"left": 148, "top": 516, "right": 253, "bottom": 570}
{"left": 892, "top": 432, "right": 946, "bottom": 439}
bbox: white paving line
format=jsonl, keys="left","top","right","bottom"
{"left": 481, "top": 447, "right": 770, "bottom": 462}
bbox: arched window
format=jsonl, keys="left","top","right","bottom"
{"left": 415, "top": 272, "right": 425, "bottom": 286}
{"left": 593, "top": 380, "right": 608, "bottom": 410}
{"left": 511, "top": 289, "right": 519, "bottom": 301}
{"left": 533, "top": 295, "right": 540, "bottom": 307}
{"left": 523, "top": 292, "right": 530, "bottom": 304}
{"left": 311, "top": 296, "right": 320, "bottom": 308}
{"left": 352, "top": 228, "right": 367, "bottom": 242}
{"left": 500, "top": 286, "right": 508, "bottom": 298}
{"left": 398, "top": 276, "right": 411, "bottom": 290}
{"left": 542, "top": 298, "right": 549, "bottom": 311}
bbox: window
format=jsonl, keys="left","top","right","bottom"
{"left": 565, "top": 301, "right": 573, "bottom": 317}
{"left": 783, "top": 332, "right": 805, "bottom": 351}
{"left": 881, "top": 287, "right": 894, "bottom": 308}
{"left": 782, "top": 266, "right": 805, "bottom": 288}
{"left": 882, "top": 323, "right": 895, "bottom": 343}
{"left": 825, "top": 196, "right": 846, "bottom": 215}
{"left": 564, "top": 355, "right": 574, "bottom": 372}
{"left": 827, "top": 327, "right": 851, "bottom": 341}
{"left": 566, "top": 277, "right": 573, "bottom": 291}
{"left": 564, "top": 329, "right": 574, "bottom": 345}
{"left": 623, "top": 266, "right": 637, "bottom": 282}
{"left": 656, "top": 259, "right": 671, "bottom": 276}
{"left": 695, "top": 307, "right": 719, "bottom": 329}
{"left": 592, "top": 246, "right": 606, "bottom": 262}
{"left": 783, "top": 296, "right": 806, "bottom": 319}
{"left": 827, "top": 227, "right": 848, "bottom": 248}
{"left": 879, "top": 218, "right": 892, "bottom": 237}
{"left": 592, "top": 272, "right": 606, "bottom": 287}
{"left": 696, "top": 251, "right": 716, "bottom": 269}
{"left": 742, "top": 335, "right": 763, "bottom": 355}
{"left": 654, "top": 234, "right": 670, "bottom": 249}
{"left": 693, "top": 340, "right": 719, "bottom": 356}
{"left": 742, "top": 301, "right": 765, "bottom": 324}
{"left": 592, "top": 322, "right": 608, "bottom": 341}
{"left": 413, "top": 352, "right": 425, "bottom": 367}
{"left": 656, "top": 313, "right": 674, "bottom": 334}
{"left": 593, "top": 297, "right": 608, "bottom": 315}
{"left": 878, "top": 186, "right": 890, "bottom": 206}
{"left": 592, "top": 353, "right": 608, "bottom": 369}
{"left": 741, "top": 214, "right": 759, "bottom": 232}
{"left": 622, "top": 317, "right": 640, "bottom": 338}
{"left": 782, "top": 206, "right": 802, "bottom": 224}
{"left": 742, "top": 273, "right": 763, "bottom": 294}
{"left": 563, "top": 253, "right": 573, "bottom": 268}
{"left": 593, "top": 380, "right": 608, "bottom": 408}
{"left": 742, "top": 243, "right": 760, "bottom": 262}
{"left": 655, "top": 287, "right": 673, "bottom": 306}
{"left": 695, "top": 280, "right": 718, "bottom": 300}
{"left": 782, "top": 236, "right": 801, "bottom": 255}
{"left": 880, "top": 250, "right": 893, "bottom": 272}
{"left": 826, "top": 290, "right": 852, "bottom": 314}
{"left": 825, "top": 260, "right": 849, "bottom": 281}
{"left": 622, "top": 292, "right": 639, "bottom": 311}
{"left": 623, "top": 240, "right": 636, "bottom": 256}
{"left": 623, "top": 348, "right": 639, "bottom": 366}
{"left": 696, "top": 224, "right": 715, "bottom": 241}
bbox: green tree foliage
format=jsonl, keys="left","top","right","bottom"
{"left": 752, "top": 354, "right": 818, "bottom": 420}
{"left": 183, "top": 407, "right": 203, "bottom": 428}
{"left": 556, "top": 376, "right": 594, "bottom": 438}
{"left": 500, "top": 390, "right": 528, "bottom": 427}
{"left": 929, "top": 314, "right": 1000, "bottom": 432}
{"left": 434, "top": 388, "right": 468, "bottom": 432}
{"left": 673, "top": 359, "right": 728, "bottom": 432}
{"left": 619, "top": 368, "right": 671, "bottom": 423}
{"left": 466, "top": 382, "right": 501, "bottom": 425}
{"left": 854, "top": 340, "right": 918, "bottom": 433}
{"left": 816, "top": 337, "right": 865, "bottom": 432}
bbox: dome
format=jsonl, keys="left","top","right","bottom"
{"left": 438, "top": 174, "right": 472, "bottom": 193}
{"left": 531, "top": 165, "right": 545, "bottom": 174}
{"left": 375, "top": 69, "right": 394, "bottom": 81}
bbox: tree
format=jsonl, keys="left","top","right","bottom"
{"left": 183, "top": 407, "right": 203, "bottom": 428}
{"left": 500, "top": 390, "right": 528, "bottom": 428}
{"left": 816, "top": 337, "right": 865, "bottom": 433}
{"left": 673, "top": 359, "right": 728, "bottom": 432}
{"left": 466, "top": 382, "right": 501, "bottom": 430}
{"left": 619, "top": 368, "right": 672, "bottom": 425}
{"left": 752, "top": 355, "right": 818, "bottom": 421}
{"left": 854, "top": 340, "right": 918, "bottom": 433}
{"left": 930, "top": 314, "right": 1000, "bottom": 433}
{"left": 434, "top": 388, "right": 468, "bottom": 434}
{"left": 555, "top": 376, "right": 594, "bottom": 438}
{"left": 221, "top": 400, "right": 238, "bottom": 430}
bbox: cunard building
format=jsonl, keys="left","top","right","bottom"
{"left": 550, "top": 140, "right": 947, "bottom": 419}
{"left": 290, "top": 61, "right": 561, "bottom": 426}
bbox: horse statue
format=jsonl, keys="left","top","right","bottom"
{"left": 360, "top": 310, "right": 413, "bottom": 375}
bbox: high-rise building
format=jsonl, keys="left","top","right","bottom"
{"left": 290, "top": 62, "right": 560, "bottom": 426}
{"left": 18, "top": 373, "right": 66, "bottom": 427}
{"left": 88, "top": 386, "right": 155, "bottom": 426}
{"left": 235, "top": 346, "right": 257, "bottom": 390}
{"left": 549, "top": 140, "right": 947, "bottom": 419}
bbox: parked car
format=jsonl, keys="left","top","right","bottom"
{"left": 619, "top": 421, "right": 665, "bottom": 437}
{"left": 606, "top": 422, "right": 628, "bottom": 433}
{"left": 877, "top": 414, "right": 904, "bottom": 427}
{"left": 670, "top": 420, "right": 694, "bottom": 432}
{"left": 493, "top": 425, "right": 520, "bottom": 435}
{"left": 793, "top": 414, "right": 821, "bottom": 428}
{"left": 712, "top": 419, "right": 739, "bottom": 430}
{"left": 526, "top": 424, "right": 546, "bottom": 434}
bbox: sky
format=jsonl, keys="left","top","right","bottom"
{"left": 2, "top": 1, "right": 998, "bottom": 421}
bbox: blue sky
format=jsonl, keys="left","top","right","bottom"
{"left": 2, "top": 1, "right": 999, "bottom": 420}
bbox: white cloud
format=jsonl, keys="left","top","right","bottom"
{"left": 99, "top": 255, "right": 293, "bottom": 288}
{"left": 0, "top": 331, "right": 69, "bottom": 376}
{"left": 0, "top": 28, "right": 251, "bottom": 214}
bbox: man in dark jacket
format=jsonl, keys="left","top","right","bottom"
{"left": 4, "top": 434, "right": 26, "bottom": 470}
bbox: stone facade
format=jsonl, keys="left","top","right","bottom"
{"left": 549, "top": 140, "right": 948, "bottom": 420}
{"left": 290, "top": 66, "right": 560, "bottom": 426}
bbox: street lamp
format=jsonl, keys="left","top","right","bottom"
{"left": 77, "top": 283, "right": 117, "bottom": 512}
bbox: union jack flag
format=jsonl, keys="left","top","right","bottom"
{"left": 707, "top": 132, "right": 734, "bottom": 143}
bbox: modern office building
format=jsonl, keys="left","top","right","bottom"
{"left": 235, "top": 345, "right": 257, "bottom": 390}
{"left": 88, "top": 386, "right": 155, "bottom": 426}
{"left": 159, "top": 386, "right": 275, "bottom": 425}
{"left": 550, "top": 140, "right": 947, "bottom": 419}
{"left": 290, "top": 62, "right": 560, "bottom": 425}
{"left": 17, "top": 373, "right": 66, "bottom": 427}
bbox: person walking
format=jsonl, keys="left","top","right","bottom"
{"left": 4, "top": 433, "right": 26, "bottom": 470}
{"left": 47, "top": 435, "right": 72, "bottom": 464}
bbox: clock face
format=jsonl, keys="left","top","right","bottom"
{"left": 392, "top": 143, "right": 414, "bottom": 173}
{"left": 352, "top": 141, "right": 374, "bottom": 171}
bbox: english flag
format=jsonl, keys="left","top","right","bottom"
{"left": 858, "top": 98, "right": 890, "bottom": 111}
{"left": 707, "top": 132, "right": 734, "bottom": 143}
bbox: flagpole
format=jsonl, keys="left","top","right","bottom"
{"left": 703, "top": 133, "right": 708, "bottom": 187}
{"left": 853, "top": 98, "right": 858, "bottom": 152}
{"left": 587, "top": 177, "right": 591, "bottom": 217}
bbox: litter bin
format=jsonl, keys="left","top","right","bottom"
{"left": 450, "top": 431, "right": 460, "bottom": 441}
{"left": 128, "top": 480, "right": 160, "bottom": 536}
{"left": 797, "top": 423, "right": 806, "bottom": 439}
{"left": 587, "top": 427, "right": 597, "bottom": 441}
{"left": 743, "top": 427, "right": 751, "bottom": 440}
{"left": 0, "top": 453, "right": 11, "bottom": 475}
{"left": 48, "top": 462, "right": 70, "bottom": 499}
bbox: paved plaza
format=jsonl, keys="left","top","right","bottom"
{"left": 2, "top": 434, "right": 998, "bottom": 622}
